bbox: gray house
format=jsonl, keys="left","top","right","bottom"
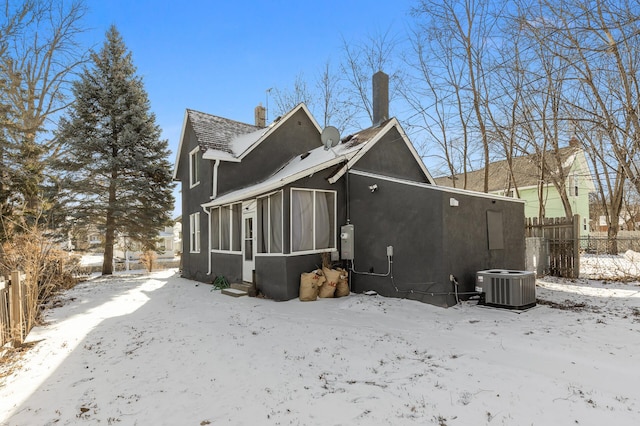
{"left": 173, "top": 72, "right": 525, "bottom": 307}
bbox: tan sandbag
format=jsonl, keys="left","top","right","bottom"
{"left": 320, "top": 267, "right": 340, "bottom": 298}
{"left": 299, "top": 270, "right": 325, "bottom": 301}
{"left": 335, "top": 267, "right": 350, "bottom": 298}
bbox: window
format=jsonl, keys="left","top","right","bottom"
{"left": 569, "top": 174, "right": 579, "bottom": 197}
{"left": 291, "top": 189, "right": 336, "bottom": 253}
{"left": 210, "top": 203, "right": 242, "bottom": 252}
{"left": 258, "top": 191, "right": 283, "bottom": 253}
{"left": 189, "top": 147, "right": 200, "bottom": 188}
{"left": 189, "top": 212, "right": 201, "bottom": 253}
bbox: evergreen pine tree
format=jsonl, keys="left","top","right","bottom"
{"left": 55, "top": 25, "right": 174, "bottom": 275}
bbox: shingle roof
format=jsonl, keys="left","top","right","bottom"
{"left": 187, "top": 109, "right": 262, "bottom": 154}
{"left": 341, "top": 118, "right": 393, "bottom": 148}
{"left": 434, "top": 146, "right": 580, "bottom": 192}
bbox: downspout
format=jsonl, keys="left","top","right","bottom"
{"left": 205, "top": 159, "right": 219, "bottom": 277}
{"left": 346, "top": 160, "right": 350, "bottom": 224}
{"left": 202, "top": 205, "right": 212, "bottom": 276}
{"left": 211, "top": 159, "right": 220, "bottom": 199}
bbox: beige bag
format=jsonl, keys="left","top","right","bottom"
{"left": 319, "top": 267, "right": 340, "bottom": 298}
{"left": 335, "top": 268, "right": 350, "bottom": 298}
{"left": 299, "top": 270, "right": 325, "bottom": 301}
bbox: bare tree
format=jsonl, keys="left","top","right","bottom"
{"left": 408, "top": 0, "right": 503, "bottom": 192}
{"left": 271, "top": 72, "right": 314, "bottom": 118}
{"left": 503, "top": 5, "right": 577, "bottom": 220}
{"left": 401, "top": 24, "right": 474, "bottom": 185}
{"left": 314, "top": 60, "right": 356, "bottom": 132}
{"left": 340, "top": 27, "right": 402, "bottom": 128}
{"left": 0, "top": 0, "right": 88, "bottom": 213}
{"left": 272, "top": 28, "right": 401, "bottom": 134}
{"left": 518, "top": 0, "right": 639, "bottom": 252}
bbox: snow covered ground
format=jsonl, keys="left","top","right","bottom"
{"left": 1, "top": 260, "right": 639, "bottom": 425}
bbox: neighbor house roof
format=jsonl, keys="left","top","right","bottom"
{"left": 434, "top": 145, "right": 583, "bottom": 193}
{"left": 203, "top": 117, "right": 431, "bottom": 208}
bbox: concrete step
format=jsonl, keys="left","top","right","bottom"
{"left": 231, "top": 282, "right": 257, "bottom": 297}
{"left": 222, "top": 288, "right": 248, "bottom": 297}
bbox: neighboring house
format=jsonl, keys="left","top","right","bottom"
{"left": 173, "top": 216, "right": 182, "bottom": 255}
{"left": 66, "top": 224, "right": 102, "bottom": 252}
{"left": 434, "top": 141, "right": 595, "bottom": 235}
{"left": 596, "top": 211, "right": 640, "bottom": 232}
{"left": 114, "top": 219, "right": 181, "bottom": 260}
{"left": 173, "top": 72, "right": 525, "bottom": 307}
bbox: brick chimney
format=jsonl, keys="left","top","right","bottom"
{"left": 569, "top": 135, "right": 580, "bottom": 148}
{"left": 255, "top": 103, "right": 266, "bottom": 127}
{"left": 372, "top": 70, "right": 389, "bottom": 126}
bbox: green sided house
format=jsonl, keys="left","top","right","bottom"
{"left": 434, "top": 140, "right": 595, "bottom": 234}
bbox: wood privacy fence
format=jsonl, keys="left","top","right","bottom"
{"left": 525, "top": 215, "right": 580, "bottom": 279}
{"left": 0, "top": 271, "right": 28, "bottom": 347}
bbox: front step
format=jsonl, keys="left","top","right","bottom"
{"left": 221, "top": 282, "right": 257, "bottom": 298}
{"left": 222, "top": 288, "right": 247, "bottom": 297}
{"left": 231, "top": 282, "right": 257, "bottom": 297}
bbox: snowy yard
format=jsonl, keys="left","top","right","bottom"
{"left": 1, "top": 263, "right": 639, "bottom": 425}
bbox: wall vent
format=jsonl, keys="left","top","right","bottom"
{"left": 476, "top": 269, "right": 536, "bottom": 310}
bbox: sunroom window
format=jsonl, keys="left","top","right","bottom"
{"left": 210, "top": 203, "right": 242, "bottom": 252}
{"left": 291, "top": 189, "right": 336, "bottom": 253}
{"left": 258, "top": 191, "right": 283, "bottom": 253}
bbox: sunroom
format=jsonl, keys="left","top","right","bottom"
{"left": 201, "top": 147, "right": 348, "bottom": 300}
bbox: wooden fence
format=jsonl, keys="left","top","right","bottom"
{"left": 0, "top": 271, "right": 28, "bottom": 348}
{"left": 525, "top": 215, "right": 580, "bottom": 279}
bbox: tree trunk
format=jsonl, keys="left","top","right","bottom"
{"left": 606, "top": 225, "right": 619, "bottom": 255}
{"left": 102, "top": 178, "right": 117, "bottom": 275}
{"left": 102, "top": 212, "right": 115, "bottom": 275}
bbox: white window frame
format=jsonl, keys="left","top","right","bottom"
{"left": 257, "top": 190, "right": 284, "bottom": 254}
{"left": 210, "top": 203, "right": 242, "bottom": 253}
{"left": 290, "top": 188, "right": 337, "bottom": 254}
{"left": 189, "top": 212, "right": 201, "bottom": 253}
{"left": 189, "top": 147, "right": 200, "bottom": 188}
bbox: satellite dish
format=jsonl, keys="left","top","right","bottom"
{"left": 321, "top": 126, "right": 340, "bottom": 150}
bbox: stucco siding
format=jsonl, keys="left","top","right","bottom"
{"left": 351, "top": 127, "right": 429, "bottom": 183}
{"left": 216, "top": 109, "right": 322, "bottom": 197}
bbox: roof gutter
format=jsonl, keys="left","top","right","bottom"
{"left": 202, "top": 154, "right": 352, "bottom": 209}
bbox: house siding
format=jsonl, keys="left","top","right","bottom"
{"left": 209, "top": 252, "right": 243, "bottom": 283}
{"left": 348, "top": 173, "right": 525, "bottom": 307}
{"left": 178, "top": 121, "right": 214, "bottom": 282}
{"left": 441, "top": 191, "right": 526, "bottom": 295}
{"left": 351, "top": 127, "right": 429, "bottom": 183}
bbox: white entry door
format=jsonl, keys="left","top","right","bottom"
{"left": 242, "top": 201, "right": 257, "bottom": 283}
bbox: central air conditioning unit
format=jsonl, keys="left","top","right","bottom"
{"left": 476, "top": 269, "right": 536, "bottom": 310}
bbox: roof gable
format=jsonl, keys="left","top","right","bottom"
{"left": 203, "top": 103, "right": 322, "bottom": 161}
{"left": 203, "top": 117, "right": 435, "bottom": 208}
{"left": 173, "top": 104, "right": 321, "bottom": 180}
{"left": 328, "top": 118, "right": 434, "bottom": 184}
{"left": 172, "top": 109, "right": 261, "bottom": 179}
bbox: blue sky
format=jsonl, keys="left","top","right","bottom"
{"left": 82, "top": 1, "right": 416, "bottom": 217}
